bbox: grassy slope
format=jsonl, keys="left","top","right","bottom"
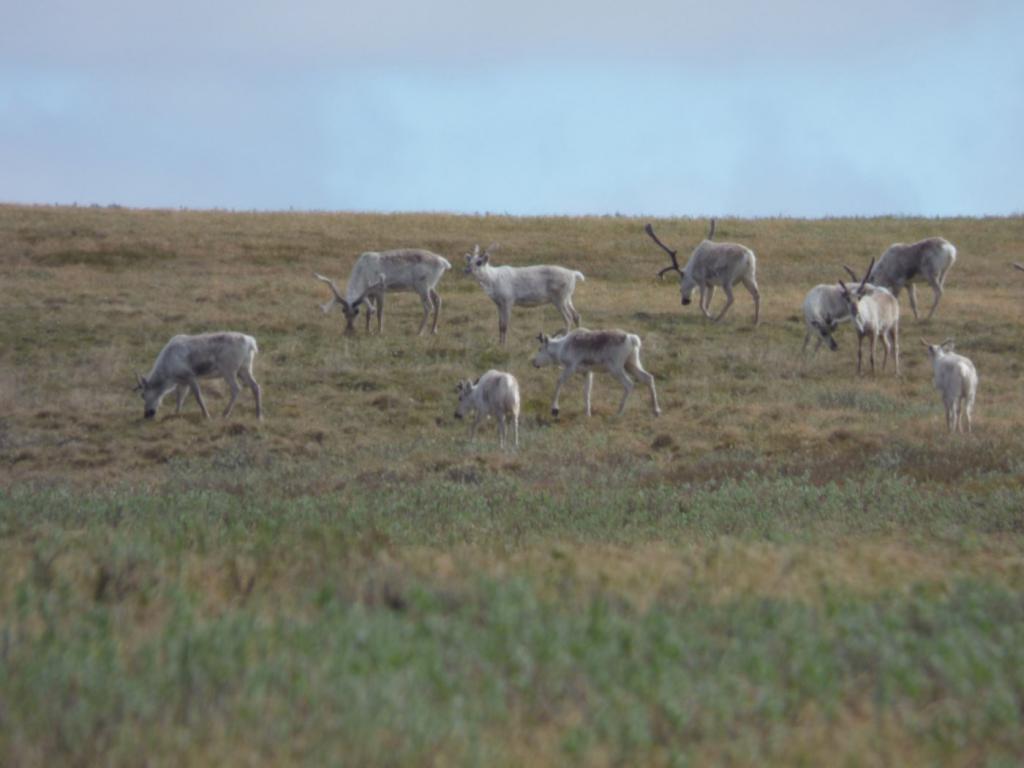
{"left": 2, "top": 205, "right": 1024, "bottom": 765}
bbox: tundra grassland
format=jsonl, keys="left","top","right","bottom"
{"left": 2, "top": 204, "right": 1024, "bottom": 766}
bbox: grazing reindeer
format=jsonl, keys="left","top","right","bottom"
{"left": 453, "top": 370, "right": 521, "bottom": 449}
{"left": 802, "top": 265, "right": 879, "bottom": 354}
{"left": 838, "top": 259, "right": 901, "bottom": 376}
{"left": 868, "top": 237, "right": 956, "bottom": 321}
{"left": 314, "top": 249, "right": 452, "bottom": 335}
{"left": 645, "top": 219, "right": 761, "bottom": 325}
{"left": 135, "top": 332, "right": 262, "bottom": 420}
{"left": 922, "top": 339, "right": 977, "bottom": 434}
{"left": 463, "top": 243, "right": 585, "bottom": 346}
{"left": 531, "top": 329, "right": 661, "bottom": 417}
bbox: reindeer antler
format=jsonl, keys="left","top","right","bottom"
{"left": 842, "top": 265, "right": 859, "bottom": 282}
{"left": 706, "top": 218, "right": 716, "bottom": 241}
{"left": 644, "top": 223, "right": 682, "bottom": 279}
{"left": 857, "top": 258, "right": 874, "bottom": 295}
{"left": 313, "top": 272, "right": 345, "bottom": 302}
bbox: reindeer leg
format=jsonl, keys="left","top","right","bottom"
{"left": 416, "top": 290, "right": 431, "bottom": 335}
{"left": 498, "top": 303, "right": 510, "bottom": 346}
{"left": 557, "top": 299, "right": 573, "bottom": 333}
{"left": 892, "top": 327, "right": 901, "bottom": 376}
{"left": 470, "top": 412, "right": 482, "bottom": 441}
{"left": 238, "top": 366, "right": 263, "bottom": 419}
{"left": 869, "top": 333, "right": 877, "bottom": 375}
{"left": 856, "top": 335, "right": 864, "bottom": 376}
{"left": 583, "top": 371, "right": 593, "bottom": 417}
{"left": 429, "top": 289, "right": 442, "bottom": 334}
{"left": 743, "top": 276, "right": 761, "bottom": 325}
{"left": 610, "top": 366, "right": 635, "bottom": 415}
{"left": 925, "top": 278, "right": 943, "bottom": 321}
{"left": 713, "top": 284, "right": 735, "bottom": 322}
{"left": 222, "top": 371, "right": 241, "bottom": 418}
{"left": 175, "top": 385, "right": 189, "bottom": 414}
{"left": 189, "top": 378, "right": 211, "bottom": 419}
{"left": 626, "top": 357, "right": 661, "bottom": 416}
{"left": 696, "top": 286, "right": 712, "bottom": 319}
{"left": 374, "top": 293, "right": 385, "bottom": 334}
{"left": 512, "top": 411, "right": 519, "bottom": 448}
{"left": 497, "top": 413, "right": 506, "bottom": 449}
{"left": 700, "top": 286, "right": 716, "bottom": 319}
{"left": 567, "top": 298, "right": 581, "bottom": 328}
{"left": 551, "top": 366, "right": 575, "bottom": 417}
{"left": 907, "top": 284, "right": 920, "bottom": 321}
{"left": 365, "top": 297, "right": 373, "bottom": 334}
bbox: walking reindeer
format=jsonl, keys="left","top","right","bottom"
{"left": 531, "top": 329, "right": 661, "bottom": 417}
{"left": 645, "top": 219, "right": 761, "bottom": 325}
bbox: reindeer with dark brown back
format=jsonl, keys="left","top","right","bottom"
{"left": 645, "top": 219, "right": 760, "bottom": 325}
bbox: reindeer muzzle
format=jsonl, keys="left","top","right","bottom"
{"left": 144, "top": 409, "right": 156, "bottom": 419}
{"left": 681, "top": 297, "right": 691, "bottom": 306}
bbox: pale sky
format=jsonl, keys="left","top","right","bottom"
{"left": 2, "top": 1, "right": 1021, "bottom": 216}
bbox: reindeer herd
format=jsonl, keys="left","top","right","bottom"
{"left": 135, "top": 220, "right": 1002, "bottom": 447}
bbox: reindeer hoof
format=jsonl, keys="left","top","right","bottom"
{"left": 551, "top": 407, "right": 559, "bottom": 417}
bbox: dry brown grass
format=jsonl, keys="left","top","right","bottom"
{"left": 2, "top": 205, "right": 1023, "bottom": 492}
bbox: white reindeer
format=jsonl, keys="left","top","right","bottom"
{"left": 531, "top": 329, "right": 661, "bottom": 417}
{"left": 453, "top": 370, "right": 521, "bottom": 449}
{"left": 135, "top": 332, "right": 262, "bottom": 420}
{"left": 802, "top": 265, "right": 879, "bottom": 354}
{"left": 922, "top": 339, "right": 978, "bottom": 434}
{"left": 868, "top": 237, "right": 957, "bottom": 321}
{"left": 645, "top": 220, "right": 761, "bottom": 325}
{"left": 463, "top": 243, "right": 585, "bottom": 346}
{"left": 314, "top": 249, "right": 452, "bottom": 336}
{"left": 837, "top": 260, "right": 901, "bottom": 376}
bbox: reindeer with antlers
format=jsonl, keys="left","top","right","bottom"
{"left": 645, "top": 219, "right": 761, "bottom": 325}
{"left": 801, "top": 264, "right": 880, "bottom": 355}
{"left": 313, "top": 249, "right": 452, "bottom": 336}
{"left": 837, "top": 259, "right": 901, "bottom": 376}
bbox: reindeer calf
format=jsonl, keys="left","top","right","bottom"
{"left": 532, "top": 329, "right": 661, "bottom": 417}
{"left": 453, "top": 370, "right": 521, "bottom": 449}
{"left": 922, "top": 339, "right": 978, "bottom": 434}
{"left": 135, "top": 332, "right": 262, "bottom": 420}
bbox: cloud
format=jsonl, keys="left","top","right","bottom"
{"left": 2, "top": 0, "right": 1009, "bottom": 69}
